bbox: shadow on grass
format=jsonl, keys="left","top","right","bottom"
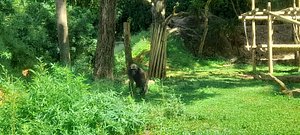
{"left": 143, "top": 74, "right": 267, "bottom": 104}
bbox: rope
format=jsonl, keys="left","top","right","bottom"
{"left": 293, "top": 11, "right": 300, "bottom": 43}
{"left": 243, "top": 19, "right": 250, "bottom": 50}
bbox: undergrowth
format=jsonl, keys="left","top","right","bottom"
{"left": 0, "top": 63, "right": 147, "bottom": 134}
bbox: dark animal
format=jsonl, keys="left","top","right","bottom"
{"left": 127, "top": 64, "right": 148, "bottom": 96}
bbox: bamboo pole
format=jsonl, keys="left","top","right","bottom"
{"left": 161, "top": 26, "right": 168, "bottom": 78}
{"left": 149, "top": 24, "right": 160, "bottom": 77}
{"left": 156, "top": 27, "right": 164, "bottom": 78}
{"left": 258, "top": 44, "right": 300, "bottom": 49}
{"left": 293, "top": 0, "right": 300, "bottom": 70}
{"left": 150, "top": 25, "right": 159, "bottom": 77}
{"left": 148, "top": 25, "right": 155, "bottom": 76}
{"left": 239, "top": 15, "right": 300, "bottom": 20}
{"left": 265, "top": 11, "right": 300, "bottom": 25}
{"left": 154, "top": 25, "right": 164, "bottom": 78}
{"left": 251, "top": 0, "right": 257, "bottom": 72}
{"left": 295, "top": 0, "right": 300, "bottom": 71}
{"left": 267, "top": 2, "right": 273, "bottom": 74}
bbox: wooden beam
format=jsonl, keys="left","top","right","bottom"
{"left": 239, "top": 15, "right": 300, "bottom": 20}
{"left": 252, "top": 0, "right": 256, "bottom": 72}
{"left": 258, "top": 44, "right": 300, "bottom": 48}
{"left": 264, "top": 11, "right": 300, "bottom": 25}
{"left": 267, "top": 2, "right": 273, "bottom": 74}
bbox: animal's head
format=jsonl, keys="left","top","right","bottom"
{"left": 130, "top": 64, "right": 139, "bottom": 75}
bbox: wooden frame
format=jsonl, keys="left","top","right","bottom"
{"left": 239, "top": 0, "right": 300, "bottom": 74}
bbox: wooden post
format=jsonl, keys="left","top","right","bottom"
{"left": 123, "top": 22, "right": 133, "bottom": 70}
{"left": 293, "top": 0, "right": 300, "bottom": 71}
{"left": 267, "top": 2, "right": 273, "bottom": 74}
{"left": 295, "top": 0, "right": 300, "bottom": 71}
{"left": 251, "top": 0, "right": 257, "bottom": 72}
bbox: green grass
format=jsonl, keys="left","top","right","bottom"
{"left": 141, "top": 59, "right": 300, "bottom": 134}
{"left": 144, "top": 69, "right": 300, "bottom": 134}
{"left": 124, "top": 32, "right": 300, "bottom": 134}
{"left": 1, "top": 31, "right": 300, "bottom": 134}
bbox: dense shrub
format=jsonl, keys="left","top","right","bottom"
{"left": 0, "top": 63, "right": 147, "bottom": 134}
{"left": 0, "top": 2, "right": 57, "bottom": 71}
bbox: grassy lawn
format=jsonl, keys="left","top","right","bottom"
{"left": 142, "top": 61, "right": 300, "bottom": 134}
{"left": 126, "top": 34, "right": 300, "bottom": 134}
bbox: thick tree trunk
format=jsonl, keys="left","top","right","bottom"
{"left": 93, "top": 0, "right": 117, "bottom": 80}
{"left": 56, "top": 0, "right": 71, "bottom": 66}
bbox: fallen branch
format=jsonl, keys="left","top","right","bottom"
{"left": 253, "top": 73, "right": 300, "bottom": 83}
{"left": 267, "top": 73, "right": 300, "bottom": 98}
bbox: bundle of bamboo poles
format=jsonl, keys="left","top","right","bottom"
{"left": 149, "top": 23, "right": 168, "bottom": 79}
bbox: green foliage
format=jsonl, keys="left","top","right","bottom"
{"left": 68, "top": 6, "right": 98, "bottom": 62}
{"left": 0, "top": 63, "right": 147, "bottom": 134}
{"left": 0, "top": 2, "right": 57, "bottom": 70}
{"left": 117, "top": 0, "right": 152, "bottom": 34}
{"left": 162, "top": 94, "right": 185, "bottom": 119}
{"left": 167, "top": 36, "right": 198, "bottom": 69}
{"left": 190, "top": 0, "right": 249, "bottom": 19}
{"left": 114, "top": 31, "right": 150, "bottom": 74}
{"left": 0, "top": 1, "right": 99, "bottom": 73}
{"left": 256, "top": 0, "right": 293, "bottom": 10}
{"left": 0, "top": 0, "right": 14, "bottom": 15}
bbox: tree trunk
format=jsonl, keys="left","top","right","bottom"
{"left": 56, "top": 0, "right": 71, "bottom": 66}
{"left": 198, "top": 0, "right": 212, "bottom": 56}
{"left": 93, "top": 0, "right": 117, "bottom": 80}
{"left": 149, "top": 0, "right": 167, "bottom": 79}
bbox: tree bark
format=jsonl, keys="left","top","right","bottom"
{"left": 56, "top": 0, "right": 71, "bottom": 66}
{"left": 93, "top": 0, "right": 117, "bottom": 80}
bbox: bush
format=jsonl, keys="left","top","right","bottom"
{"left": 0, "top": 63, "right": 147, "bottom": 134}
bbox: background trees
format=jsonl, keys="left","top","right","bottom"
{"left": 0, "top": 0, "right": 294, "bottom": 75}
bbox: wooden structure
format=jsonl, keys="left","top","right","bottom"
{"left": 239, "top": 0, "right": 300, "bottom": 74}
{"left": 123, "top": 22, "right": 133, "bottom": 70}
{"left": 149, "top": 0, "right": 168, "bottom": 79}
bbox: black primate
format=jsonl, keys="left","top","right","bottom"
{"left": 127, "top": 64, "right": 148, "bottom": 96}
